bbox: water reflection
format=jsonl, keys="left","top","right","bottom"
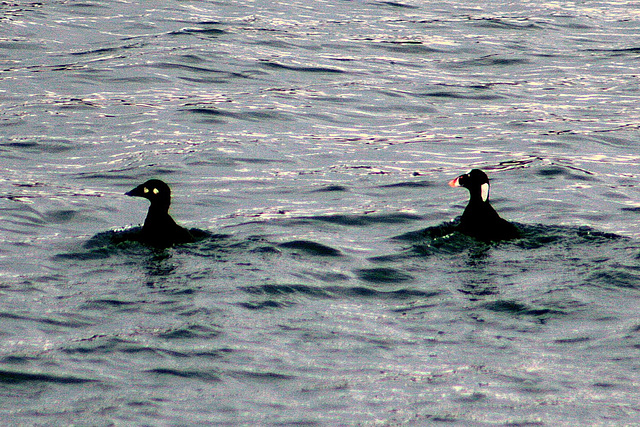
{"left": 457, "top": 246, "right": 500, "bottom": 299}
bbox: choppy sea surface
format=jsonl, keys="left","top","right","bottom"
{"left": 1, "top": 0, "right": 640, "bottom": 425}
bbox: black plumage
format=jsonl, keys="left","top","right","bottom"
{"left": 449, "top": 169, "right": 520, "bottom": 242}
{"left": 126, "top": 179, "right": 194, "bottom": 247}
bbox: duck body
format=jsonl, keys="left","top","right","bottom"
{"left": 449, "top": 169, "right": 520, "bottom": 242}
{"left": 126, "top": 179, "right": 194, "bottom": 248}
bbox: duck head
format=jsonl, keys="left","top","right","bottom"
{"left": 126, "top": 179, "right": 172, "bottom": 210}
{"left": 448, "top": 169, "right": 490, "bottom": 202}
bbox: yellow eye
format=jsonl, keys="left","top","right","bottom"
{"left": 153, "top": 188, "right": 160, "bottom": 195}
{"left": 143, "top": 187, "right": 149, "bottom": 193}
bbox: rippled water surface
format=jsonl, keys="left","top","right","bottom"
{"left": 1, "top": 0, "right": 640, "bottom": 424}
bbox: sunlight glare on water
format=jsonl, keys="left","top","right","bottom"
{"left": 0, "top": 0, "right": 640, "bottom": 425}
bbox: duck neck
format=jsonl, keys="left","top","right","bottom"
{"left": 469, "top": 189, "right": 486, "bottom": 204}
{"left": 144, "top": 202, "right": 172, "bottom": 227}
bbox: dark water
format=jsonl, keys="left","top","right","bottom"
{"left": 1, "top": 0, "right": 640, "bottom": 424}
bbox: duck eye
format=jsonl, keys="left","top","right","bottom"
{"left": 143, "top": 187, "right": 149, "bottom": 194}
{"left": 153, "top": 188, "right": 160, "bottom": 195}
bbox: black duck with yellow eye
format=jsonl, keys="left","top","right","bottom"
{"left": 125, "top": 179, "right": 194, "bottom": 248}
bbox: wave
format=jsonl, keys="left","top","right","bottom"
{"left": 0, "top": 369, "right": 97, "bottom": 384}
{"left": 278, "top": 240, "right": 342, "bottom": 257}
{"left": 238, "top": 282, "right": 440, "bottom": 310}
{"left": 394, "top": 220, "right": 625, "bottom": 256}
{"left": 145, "top": 368, "right": 222, "bottom": 382}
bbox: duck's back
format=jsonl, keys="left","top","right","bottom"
{"left": 141, "top": 211, "right": 194, "bottom": 247}
{"left": 458, "top": 200, "right": 520, "bottom": 242}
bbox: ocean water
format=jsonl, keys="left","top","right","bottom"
{"left": 1, "top": 0, "right": 640, "bottom": 424}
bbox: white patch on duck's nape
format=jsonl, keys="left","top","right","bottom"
{"left": 143, "top": 187, "right": 149, "bottom": 194}
{"left": 153, "top": 187, "right": 160, "bottom": 195}
{"left": 481, "top": 182, "right": 490, "bottom": 202}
